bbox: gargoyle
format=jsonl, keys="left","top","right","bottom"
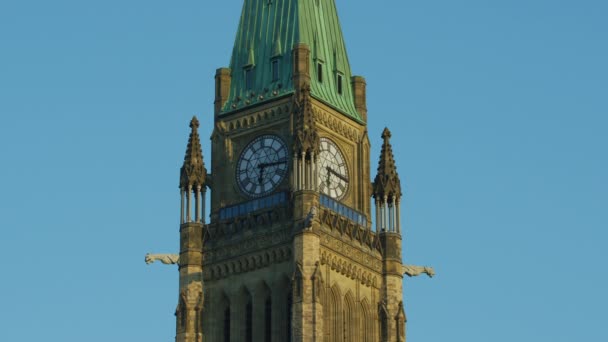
{"left": 145, "top": 253, "right": 180, "bottom": 266}
{"left": 402, "top": 264, "right": 435, "bottom": 278}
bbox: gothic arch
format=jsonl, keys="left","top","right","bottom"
{"left": 259, "top": 281, "right": 273, "bottom": 342}
{"left": 379, "top": 302, "right": 389, "bottom": 342}
{"left": 276, "top": 274, "right": 291, "bottom": 342}
{"left": 343, "top": 291, "right": 357, "bottom": 342}
{"left": 219, "top": 292, "right": 231, "bottom": 342}
{"left": 327, "top": 284, "right": 343, "bottom": 342}
{"left": 238, "top": 286, "right": 253, "bottom": 342}
{"left": 177, "top": 293, "right": 187, "bottom": 333}
{"left": 360, "top": 298, "right": 373, "bottom": 342}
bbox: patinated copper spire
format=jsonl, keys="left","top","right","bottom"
{"left": 180, "top": 116, "right": 207, "bottom": 189}
{"left": 373, "top": 128, "right": 402, "bottom": 199}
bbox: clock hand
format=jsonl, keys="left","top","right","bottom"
{"left": 258, "top": 160, "right": 287, "bottom": 168}
{"left": 256, "top": 160, "right": 287, "bottom": 185}
{"left": 326, "top": 166, "right": 349, "bottom": 183}
{"left": 258, "top": 164, "right": 265, "bottom": 184}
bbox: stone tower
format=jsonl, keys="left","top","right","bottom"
{"left": 161, "top": 1, "right": 434, "bottom": 341}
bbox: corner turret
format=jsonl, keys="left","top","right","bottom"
{"left": 180, "top": 116, "right": 208, "bottom": 224}
{"left": 373, "top": 128, "right": 402, "bottom": 233}
{"left": 176, "top": 117, "right": 206, "bottom": 342}
{"left": 374, "top": 127, "right": 406, "bottom": 341}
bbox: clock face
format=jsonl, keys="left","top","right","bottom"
{"left": 318, "top": 138, "right": 349, "bottom": 200}
{"left": 236, "top": 135, "right": 288, "bottom": 197}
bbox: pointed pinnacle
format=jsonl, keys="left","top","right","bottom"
{"left": 190, "top": 116, "right": 200, "bottom": 129}
{"left": 180, "top": 117, "right": 207, "bottom": 189}
{"left": 382, "top": 127, "right": 392, "bottom": 141}
{"left": 373, "top": 127, "right": 401, "bottom": 199}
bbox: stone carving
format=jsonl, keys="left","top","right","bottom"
{"left": 204, "top": 227, "right": 292, "bottom": 263}
{"left": 207, "top": 206, "right": 290, "bottom": 241}
{"left": 225, "top": 104, "right": 290, "bottom": 133}
{"left": 402, "top": 265, "right": 435, "bottom": 278}
{"left": 183, "top": 282, "right": 204, "bottom": 303}
{"left": 304, "top": 206, "right": 318, "bottom": 230}
{"left": 318, "top": 208, "right": 381, "bottom": 252}
{"left": 205, "top": 245, "right": 292, "bottom": 281}
{"left": 320, "top": 233, "right": 383, "bottom": 272}
{"left": 314, "top": 107, "right": 360, "bottom": 142}
{"left": 320, "top": 250, "right": 380, "bottom": 288}
{"left": 293, "top": 86, "right": 321, "bottom": 156}
{"left": 145, "top": 253, "right": 180, "bottom": 265}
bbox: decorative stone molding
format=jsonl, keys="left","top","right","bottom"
{"left": 204, "top": 245, "right": 292, "bottom": 281}
{"left": 320, "top": 233, "right": 383, "bottom": 273}
{"left": 205, "top": 206, "right": 291, "bottom": 242}
{"left": 320, "top": 249, "right": 379, "bottom": 289}
{"left": 313, "top": 106, "right": 361, "bottom": 142}
{"left": 224, "top": 104, "right": 291, "bottom": 133}
{"left": 318, "top": 207, "right": 382, "bottom": 253}
{"left": 204, "top": 226, "right": 292, "bottom": 263}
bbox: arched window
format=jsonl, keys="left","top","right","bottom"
{"left": 328, "top": 285, "right": 343, "bottom": 342}
{"left": 286, "top": 292, "right": 292, "bottom": 342}
{"left": 246, "top": 299, "right": 253, "bottom": 342}
{"left": 265, "top": 296, "right": 272, "bottom": 342}
{"left": 379, "top": 305, "right": 388, "bottom": 342}
{"left": 223, "top": 307, "right": 230, "bottom": 342}
{"left": 360, "top": 300, "right": 372, "bottom": 342}
{"left": 343, "top": 293, "right": 355, "bottom": 342}
{"left": 179, "top": 297, "right": 187, "bottom": 330}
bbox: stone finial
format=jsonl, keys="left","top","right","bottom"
{"left": 373, "top": 127, "right": 402, "bottom": 199}
{"left": 382, "top": 127, "right": 391, "bottom": 141}
{"left": 293, "top": 87, "right": 320, "bottom": 155}
{"left": 180, "top": 116, "right": 207, "bottom": 189}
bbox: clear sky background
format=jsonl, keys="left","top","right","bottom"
{"left": 0, "top": 0, "right": 606, "bottom": 341}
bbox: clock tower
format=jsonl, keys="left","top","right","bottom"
{"left": 163, "top": 1, "right": 434, "bottom": 341}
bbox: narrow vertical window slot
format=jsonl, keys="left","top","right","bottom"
{"left": 265, "top": 296, "right": 272, "bottom": 342}
{"left": 272, "top": 59, "right": 280, "bottom": 81}
{"left": 337, "top": 73, "right": 343, "bottom": 95}
{"left": 317, "top": 62, "right": 323, "bottom": 83}
{"left": 245, "top": 67, "right": 254, "bottom": 89}
{"left": 246, "top": 299, "right": 253, "bottom": 342}
{"left": 223, "top": 308, "right": 230, "bottom": 342}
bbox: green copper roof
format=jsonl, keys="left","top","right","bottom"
{"left": 222, "top": 0, "right": 361, "bottom": 121}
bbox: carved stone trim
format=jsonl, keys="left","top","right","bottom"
{"left": 204, "top": 245, "right": 292, "bottom": 281}
{"left": 318, "top": 208, "right": 381, "bottom": 253}
{"left": 204, "top": 226, "right": 292, "bottom": 263}
{"left": 320, "top": 249, "right": 379, "bottom": 289}
{"left": 319, "top": 232, "right": 383, "bottom": 273}
{"left": 313, "top": 105, "right": 361, "bottom": 142}
{"left": 205, "top": 206, "right": 291, "bottom": 242}
{"left": 222, "top": 104, "right": 291, "bottom": 133}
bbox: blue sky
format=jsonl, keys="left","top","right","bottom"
{"left": 0, "top": 0, "right": 606, "bottom": 341}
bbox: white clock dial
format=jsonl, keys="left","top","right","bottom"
{"left": 236, "top": 135, "right": 288, "bottom": 197}
{"left": 318, "top": 138, "right": 349, "bottom": 200}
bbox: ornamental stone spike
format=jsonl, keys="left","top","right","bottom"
{"left": 293, "top": 85, "right": 320, "bottom": 156}
{"left": 373, "top": 127, "right": 402, "bottom": 200}
{"left": 180, "top": 116, "right": 207, "bottom": 190}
